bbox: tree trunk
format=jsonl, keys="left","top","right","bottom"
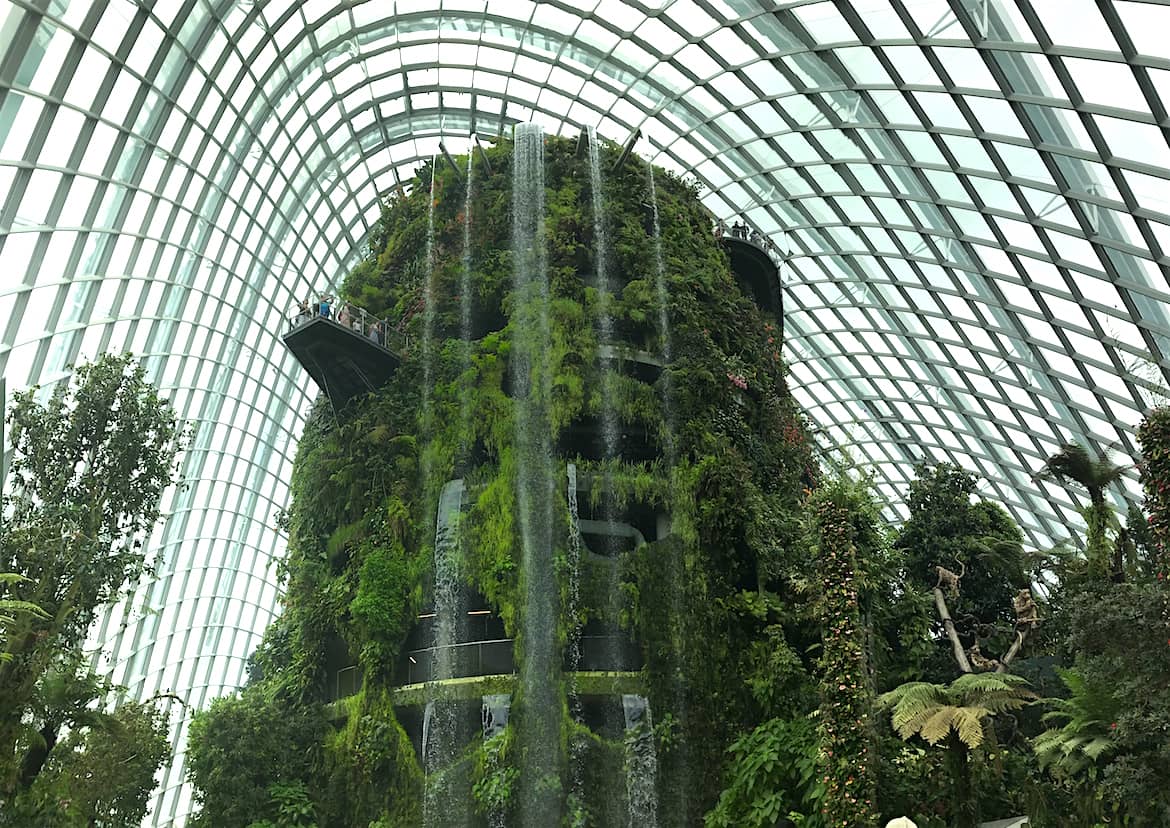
{"left": 17, "top": 721, "right": 58, "bottom": 791}
{"left": 947, "top": 734, "right": 978, "bottom": 828}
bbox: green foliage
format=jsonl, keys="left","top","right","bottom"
{"left": 349, "top": 539, "right": 415, "bottom": 678}
{"left": 896, "top": 463, "right": 1027, "bottom": 667}
{"left": 1034, "top": 668, "right": 1119, "bottom": 774}
{"left": 23, "top": 700, "right": 171, "bottom": 828}
{"left": 879, "top": 673, "right": 1037, "bottom": 828}
{"left": 1046, "top": 578, "right": 1170, "bottom": 823}
{"left": 0, "top": 353, "right": 179, "bottom": 806}
{"left": 245, "top": 781, "right": 319, "bottom": 828}
{"left": 1138, "top": 407, "right": 1170, "bottom": 563}
{"left": 808, "top": 479, "right": 881, "bottom": 828}
{"left": 879, "top": 673, "right": 1036, "bottom": 749}
{"left": 471, "top": 727, "right": 517, "bottom": 818}
{"left": 1037, "top": 443, "right": 1127, "bottom": 578}
{"left": 704, "top": 717, "right": 824, "bottom": 828}
{"left": 319, "top": 686, "right": 421, "bottom": 827}
{"left": 0, "top": 573, "right": 47, "bottom": 662}
{"left": 186, "top": 687, "right": 326, "bottom": 828}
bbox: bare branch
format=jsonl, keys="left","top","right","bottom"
{"left": 933, "top": 587, "right": 972, "bottom": 673}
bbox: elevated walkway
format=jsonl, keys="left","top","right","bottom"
{"left": 281, "top": 299, "right": 406, "bottom": 409}
{"left": 721, "top": 233, "right": 782, "bottom": 319}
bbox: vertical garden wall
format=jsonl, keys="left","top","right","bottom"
{"left": 187, "top": 128, "right": 1170, "bottom": 828}
{"left": 185, "top": 129, "right": 815, "bottom": 828}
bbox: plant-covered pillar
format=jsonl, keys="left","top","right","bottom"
{"left": 809, "top": 481, "right": 877, "bottom": 828}
{"left": 1139, "top": 408, "right": 1170, "bottom": 569}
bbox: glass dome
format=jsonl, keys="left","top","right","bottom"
{"left": 1, "top": 1, "right": 1168, "bottom": 823}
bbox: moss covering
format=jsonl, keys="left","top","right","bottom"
{"left": 188, "top": 132, "right": 821, "bottom": 827}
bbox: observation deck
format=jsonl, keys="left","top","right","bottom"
{"left": 281, "top": 298, "right": 406, "bottom": 410}
{"left": 721, "top": 231, "right": 782, "bottom": 319}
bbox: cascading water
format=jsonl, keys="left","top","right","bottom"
{"left": 423, "top": 479, "right": 470, "bottom": 827}
{"left": 622, "top": 695, "right": 660, "bottom": 828}
{"left": 586, "top": 128, "right": 620, "bottom": 465}
{"left": 586, "top": 126, "right": 623, "bottom": 633}
{"left": 648, "top": 163, "right": 689, "bottom": 819}
{"left": 565, "top": 463, "right": 585, "bottom": 809}
{"left": 482, "top": 695, "right": 512, "bottom": 828}
{"left": 647, "top": 165, "right": 675, "bottom": 460}
{"left": 586, "top": 128, "right": 640, "bottom": 812}
{"left": 510, "top": 122, "right": 562, "bottom": 825}
{"left": 459, "top": 147, "right": 475, "bottom": 455}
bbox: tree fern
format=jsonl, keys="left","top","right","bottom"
{"left": 878, "top": 672, "right": 1034, "bottom": 750}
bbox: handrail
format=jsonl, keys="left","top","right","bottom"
{"left": 286, "top": 294, "right": 410, "bottom": 353}
{"left": 716, "top": 224, "right": 783, "bottom": 264}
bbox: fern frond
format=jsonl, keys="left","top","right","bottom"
{"left": 952, "top": 707, "right": 988, "bottom": 749}
{"left": 919, "top": 708, "right": 958, "bottom": 746}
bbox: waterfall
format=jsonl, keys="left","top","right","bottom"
{"left": 622, "top": 695, "right": 659, "bottom": 828}
{"left": 586, "top": 127, "right": 620, "bottom": 468}
{"left": 566, "top": 463, "right": 585, "bottom": 808}
{"left": 647, "top": 163, "right": 690, "bottom": 820}
{"left": 585, "top": 126, "right": 623, "bottom": 622}
{"left": 460, "top": 148, "right": 475, "bottom": 464}
{"left": 482, "top": 695, "right": 512, "bottom": 828}
{"left": 423, "top": 479, "right": 469, "bottom": 827}
{"left": 647, "top": 165, "right": 675, "bottom": 461}
{"left": 510, "top": 122, "right": 562, "bottom": 825}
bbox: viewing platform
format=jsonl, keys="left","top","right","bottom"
{"left": 720, "top": 230, "right": 782, "bottom": 319}
{"left": 281, "top": 297, "right": 407, "bottom": 410}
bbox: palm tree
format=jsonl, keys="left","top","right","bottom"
{"left": 1036, "top": 443, "right": 1127, "bottom": 578}
{"left": 878, "top": 672, "right": 1036, "bottom": 828}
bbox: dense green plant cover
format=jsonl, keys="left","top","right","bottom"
{"left": 0, "top": 353, "right": 179, "bottom": 824}
{"left": 896, "top": 463, "right": 1028, "bottom": 672}
{"left": 186, "top": 133, "right": 1170, "bottom": 828}
{"left": 1138, "top": 407, "right": 1170, "bottom": 562}
{"left": 809, "top": 481, "right": 880, "bottom": 828}
{"left": 1037, "top": 444, "right": 1128, "bottom": 579}
{"left": 878, "top": 673, "right": 1036, "bottom": 828}
{"left": 187, "top": 133, "right": 824, "bottom": 825}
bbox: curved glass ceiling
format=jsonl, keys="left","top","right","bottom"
{"left": 3, "top": 0, "right": 1170, "bottom": 823}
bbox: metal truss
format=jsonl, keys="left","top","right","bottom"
{"left": 2, "top": 0, "right": 1169, "bottom": 823}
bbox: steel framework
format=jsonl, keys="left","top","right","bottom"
{"left": 2, "top": 0, "right": 1169, "bottom": 823}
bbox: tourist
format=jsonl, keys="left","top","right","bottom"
{"left": 296, "top": 297, "right": 310, "bottom": 324}
{"left": 338, "top": 303, "right": 351, "bottom": 327}
{"left": 319, "top": 295, "right": 331, "bottom": 318}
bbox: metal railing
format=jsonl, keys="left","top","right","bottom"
{"left": 287, "top": 294, "right": 410, "bottom": 352}
{"left": 397, "top": 634, "right": 641, "bottom": 686}
{"left": 717, "top": 223, "right": 783, "bottom": 264}
{"left": 333, "top": 664, "right": 362, "bottom": 701}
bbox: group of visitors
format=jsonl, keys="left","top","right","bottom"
{"left": 292, "top": 295, "right": 388, "bottom": 347}
{"left": 715, "top": 218, "right": 783, "bottom": 260}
